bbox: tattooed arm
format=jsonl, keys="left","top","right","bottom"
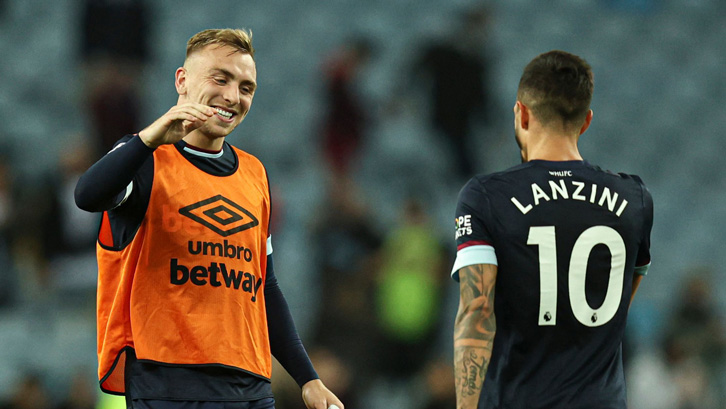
{"left": 454, "top": 263, "right": 498, "bottom": 409}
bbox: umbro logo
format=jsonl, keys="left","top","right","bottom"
{"left": 179, "top": 195, "right": 259, "bottom": 237}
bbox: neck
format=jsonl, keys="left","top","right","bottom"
{"left": 183, "top": 131, "right": 225, "bottom": 152}
{"left": 522, "top": 131, "right": 582, "bottom": 162}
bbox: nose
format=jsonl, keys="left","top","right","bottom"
{"left": 223, "top": 84, "right": 241, "bottom": 106}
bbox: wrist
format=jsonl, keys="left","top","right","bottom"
{"left": 137, "top": 131, "right": 160, "bottom": 149}
{"left": 302, "top": 378, "right": 323, "bottom": 390}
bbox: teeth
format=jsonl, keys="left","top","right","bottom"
{"left": 215, "top": 108, "right": 233, "bottom": 118}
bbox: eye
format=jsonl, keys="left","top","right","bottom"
{"left": 214, "top": 77, "right": 227, "bottom": 85}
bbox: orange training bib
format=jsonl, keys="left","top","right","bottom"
{"left": 96, "top": 144, "right": 271, "bottom": 394}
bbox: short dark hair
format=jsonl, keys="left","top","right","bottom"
{"left": 517, "top": 50, "right": 594, "bottom": 128}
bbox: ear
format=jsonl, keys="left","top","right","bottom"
{"left": 175, "top": 67, "right": 187, "bottom": 96}
{"left": 515, "top": 101, "right": 530, "bottom": 130}
{"left": 578, "top": 109, "right": 593, "bottom": 136}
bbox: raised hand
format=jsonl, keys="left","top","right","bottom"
{"left": 138, "top": 103, "right": 215, "bottom": 148}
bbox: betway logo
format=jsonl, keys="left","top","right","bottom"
{"left": 170, "top": 259, "right": 262, "bottom": 302}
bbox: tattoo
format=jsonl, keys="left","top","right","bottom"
{"left": 454, "top": 264, "right": 497, "bottom": 409}
{"left": 464, "top": 350, "right": 483, "bottom": 393}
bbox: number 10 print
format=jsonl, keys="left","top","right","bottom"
{"left": 528, "top": 226, "right": 626, "bottom": 327}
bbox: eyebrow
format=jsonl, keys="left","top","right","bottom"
{"left": 211, "top": 68, "right": 257, "bottom": 89}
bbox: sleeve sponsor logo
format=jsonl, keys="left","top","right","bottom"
{"left": 455, "top": 215, "right": 473, "bottom": 239}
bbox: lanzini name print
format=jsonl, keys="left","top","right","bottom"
{"left": 510, "top": 179, "right": 628, "bottom": 217}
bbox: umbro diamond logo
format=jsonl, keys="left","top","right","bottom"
{"left": 179, "top": 195, "right": 259, "bottom": 237}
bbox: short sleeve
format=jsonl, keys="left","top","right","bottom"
{"left": 451, "top": 178, "right": 498, "bottom": 281}
{"left": 634, "top": 178, "right": 653, "bottom": 275}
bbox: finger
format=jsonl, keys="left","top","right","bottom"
{"left": 181, "top": 119, "right": 204, "bottom": 133}
{"left": 328, "top": 392, "right": 343, "bottom": 409}
{"left": 174, "top": 116, "right": 202, "bottom": 134}
{"left": 198, "top": 104, "right": 216, "bottom": 117}
{"left": 191, "top": 104, "right": 215, "bottom": 117}
{"left": 178, "top": 103, "right": 215, "bottom": 117}
{"left": 172, "top": 108, "right": 211, "bottom": 123}
{"left": 309, "top": 399, "right": 326, "bottom": 409}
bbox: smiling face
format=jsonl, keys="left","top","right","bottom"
{"left": 176, "top": 44, "right": 257, "bottom": 142}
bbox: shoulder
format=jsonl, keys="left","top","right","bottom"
{"left": 621, "top": 173, "right": 649, "bottom": 193}
{"left": 152, "top": 143, "right": 178, "bottom": 158}
{"left": 588, "top": 163, "right": 651, "bottom": 192}
{"left": 227, "top": 143, "right": 271, "bottom": 193}
{"left": 228, "top": 143, "right": 265, "bottom": 172}
{"left": 620, "top": 173, "right": 651, "bottom": 198}
{"left": 457, "top": 165, "right": 527, "bottom": 210}
{"left": 461, "top": 163, "right": 534, "bottom": 194}
{"left": 586, "top": 163, "right": 653, "bottom": 208}
{"left": 585, "top": 162, "right": 647, "bottom": 186}
{"left": 485, "top": 162, "right": 538, "bottom": 183}
{"left": 624, "top": 173, "right": 653, "bottom": 209}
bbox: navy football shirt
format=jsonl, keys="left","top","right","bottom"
{"left": 452, "top": 160, "right": 653, "bottom": 409}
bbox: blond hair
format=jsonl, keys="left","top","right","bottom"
{"left": 186, "top": 28, "right": 255, "bottom": 60}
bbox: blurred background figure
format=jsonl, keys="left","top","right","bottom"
{"left": 80, "top": 0, "right": 149, "bottom": 157}
{"left": 410, "top": 5, "right": 495, "bottom": 180}
{"left": 628, "top": 268, "right": 726, "bottom": 409}
{"left": 54, "top": 368, "right": 97, "bottom": 409}
{"left": 0, "top": 372, "right": 53, "bottom": 409}
{"left": 0, "top": 151, "right": 19, "bottom": 309}
{"left": 373, "top": 198, "right": 446, "bottom": 378}
{"left": 40, "top": 138, "right": 100, "bottom": 306}
{"left": 664, "top": 270, "right": 726, "bottom": 407}
{"left": 416, "top": 357, "right": 456, "bottom": 409}
{"left": 628, "top": 334, "right": 717, "bottom": 409}
{"left": 663, "top": 270, "right": 726, "bottom": 370}
{"left": 319, "top": 37, "right": 375, "bottom": 177}
{"left": 309, "top": 175, "right": 382, "bottom": 388}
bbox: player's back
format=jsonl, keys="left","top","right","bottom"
{"left": 456, "top": 160, "right": 652, "bottom": 409}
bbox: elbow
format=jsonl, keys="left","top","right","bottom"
{"left": 74, "top": 178, "right": 100, "bottom": 212}
{"left": 74, "top": 182, "right": 90, "bottom": 211}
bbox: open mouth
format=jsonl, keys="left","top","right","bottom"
{"left": 213, "top": 107, "right": 236, "bottom": 122}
